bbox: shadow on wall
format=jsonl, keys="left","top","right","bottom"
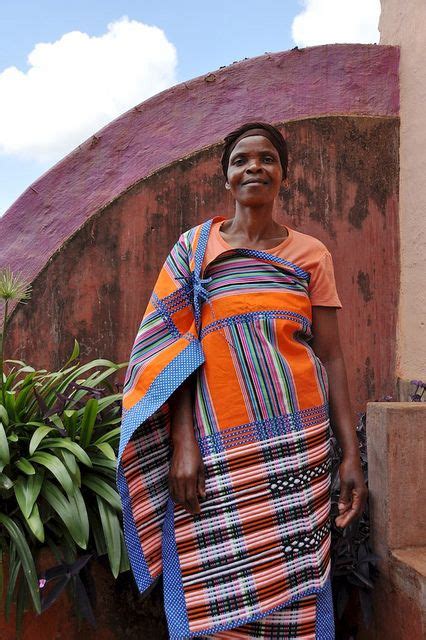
{"left": 6, "top": 116, "right": 399, "bottom": 414}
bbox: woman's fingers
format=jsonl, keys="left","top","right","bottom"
{"left": 335, "top": 496, "right": 358, "bottom": 527}
{"left": 350, "top": 488, "right": 366, "bottom": 518}
{"left": 337, "top": 479, "right": 352, "bottom": 515}
{"left": 336, "top": 458, "right": 368, "bottom": 528}
{"left": 185, "top": 483, "right": 201, "bottom": 514}
{"left": 335, "top": 511, "right": 352, "bottom": 528}
{"left": 335, "top": 498, "right": 355, "bottom": 527}
{"left": 169, "top": 473, "right": 201, "bottom": 514}
{"left": 197, "top": 465, "right": 206, "bottom": 499}
{"left": 335, "top": 483, "right": 353, "bottom": 528}
{"left": 168, "top": 475, "right": 183, "bottom": 506}
{"left": 168, "top": 447, "right": 205, "bottom": 514}
{"left": 335, "top": 486, "right": 368, "bottom": 528}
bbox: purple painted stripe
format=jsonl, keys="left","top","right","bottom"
{"left": 0, "top": 44, "right": 399, "bottom": 317}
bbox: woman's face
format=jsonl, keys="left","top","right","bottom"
{"left": 226, "top": 135, "right": 283, "bottom": 207}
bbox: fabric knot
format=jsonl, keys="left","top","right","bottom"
{"left": 176, "top": 273, "right": 212, "bottom": 305}
{"left": 176, "top": 273, "right": 212, "bottom": 333}
{"left": 192, "top": 275, "right": 212, "bottom": 302}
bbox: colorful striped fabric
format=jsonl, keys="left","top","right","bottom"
{"left": 117, "top": 217, "right": 333, "bottom": 639}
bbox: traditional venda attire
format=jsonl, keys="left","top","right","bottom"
{"left": 117, "top": 217, "right": 341, "bottom": 639}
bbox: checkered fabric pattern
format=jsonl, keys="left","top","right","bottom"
{"left": 117, "top": 218, "right": 334, "bottom": 639}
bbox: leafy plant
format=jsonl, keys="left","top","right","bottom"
{"left": 0, "top": 339, "right": 128, "bottom": 630}
{"left": 0, "top": 267, "right": 32, "bottom": 406}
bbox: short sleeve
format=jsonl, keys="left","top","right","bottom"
{"left": 308, "top": 251, "right": 342, "bottom": 308}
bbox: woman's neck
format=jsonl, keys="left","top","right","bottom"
{"left": 226, "top": 204, "right": 282, "bottom": 242}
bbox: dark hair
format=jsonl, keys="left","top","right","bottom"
{"left": 221, "top": 121, "right": 288, "bottom": 179}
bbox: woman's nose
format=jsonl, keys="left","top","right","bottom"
{"left": 246, "top": 159, "right": 262, "bottom": 172}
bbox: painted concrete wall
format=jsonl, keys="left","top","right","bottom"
{"left": 0, "top": 45, "right": 400, "bottom": 415}
{"left": 380, "top": 0, "right": 426, "bottom": 382}
{"left": 0, "top": 43, "right": 401, "bottom": 639}
{"left": 366, "top": 403, "right": 426, "bottom": 639}
{"left": 4, "top": 116, "right": 400, "bottom": 414}
{"left": 0, "top": 45, "right": 399, "bottom": 319}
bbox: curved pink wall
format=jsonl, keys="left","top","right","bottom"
{"left": 0, "top": 44, "right": 400, "bottom": 412}
{"left": 5, "top": 115, "right": 399, "bottom": 411}
{"left": 0, "top": 44, "right": 398, "bottom": 320}
{"left": 0, "top": 43, "right": 401, "bottom": 638}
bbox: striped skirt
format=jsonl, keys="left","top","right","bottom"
{"left": 203, "top": 580, "right": 334, "bottom": 639}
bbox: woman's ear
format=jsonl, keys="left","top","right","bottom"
{"left": 281, "top": 178, "right": 290, "bottom": 190}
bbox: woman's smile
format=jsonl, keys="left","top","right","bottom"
{"left": 226, "top": 135, "right": 283, "bottom": 205}
{"left": 242, "top": 178, "right": 268, "bottom": 185}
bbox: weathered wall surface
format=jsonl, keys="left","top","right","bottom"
{"left": 0, "top": 42, "right": 401, "bottom": 638}
{"left": 0, "top": 44, "right": 400, "bottom": 414}
{"left": 5, "top": 116, "right": 399, "bottom": 412}
{"left": 366, "top": 402, "right": 426, "bottom": 639}
{"left": 0, "top": 44, "right": 398, "bottom": 315}
{"left": 380, "top": 0, "right": 426, "bottom": 382}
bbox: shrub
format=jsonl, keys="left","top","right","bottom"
{"left": 0, "top": 267, "right": 129, "bottom": 631}
{"left": 0, "top": 342, "right": 129, "bottom": 629}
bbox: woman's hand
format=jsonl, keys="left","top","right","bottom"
{"left": 311, "top": 307, "right": 368, "bottom": 528}
{"left": 335, "top": 455, "right": 368, "bottom": 528}
{"left": 168, "top": 375, "right": 205, "bottom": 514}
{"left": 168, "top": 435, "right": 206, "bottom": 515}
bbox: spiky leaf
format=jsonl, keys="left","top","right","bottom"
{"left": 0, "top": 514, "right": 41, "bottom": 613}
{"left": 79, "top": 399, "right": 98, "bottom": 448}
{"left": 0, "top": 422, "right": 10, "bottom": 469}
{"left": 96, "top": 496, "right": 121, "bottom": 578}
{"left": 29, "top": 426, "right": 54, "bottom": 455}
{"left": 30, "top": 452, "right": 74, "bottom": 494}
{"left": 41, "top": 481, "right": 88, "bottom": 549}
{"left": 82, "top": 474, "right": 121, "bottom": 511}
{"left": 15, "top": 458, "right": 36, "bottom": 475}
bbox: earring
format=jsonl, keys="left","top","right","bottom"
{"left": 225, "top": 183, "right": 231, "bottom": 190}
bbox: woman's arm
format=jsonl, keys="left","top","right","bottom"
{"left": 310, "top": 306, "right": 368, "bottom": 528}
{"left": 168, "top": 375, "right": 206, "bottom": 514}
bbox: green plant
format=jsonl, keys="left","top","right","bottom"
{"left": 0, "top": 342, "right": 129, "bottom": 629}
{"left": 0, "top": 267, "right": 32, "bottom": 406}
{"left": 0, "top": 270, "right": 129, "bottom": 631}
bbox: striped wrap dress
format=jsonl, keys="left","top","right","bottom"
{"left": 117, "top": 217, "right": 341, "bottom": 639}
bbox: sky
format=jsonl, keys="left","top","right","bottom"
{"left": 0, "top": 0, "right": 380, "bottom": 216}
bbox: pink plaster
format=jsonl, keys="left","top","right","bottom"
{"left": 0, "top": 44, "right": 399, "bottom": 307}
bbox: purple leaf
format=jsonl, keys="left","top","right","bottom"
{"left": 74, "top": 575, "right": 96, "bottom": 627}
{"left": 41, "top": 575, "right": 70, "bottom": 612}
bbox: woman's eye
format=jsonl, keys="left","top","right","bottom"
{"left": 263, "top": 156, "right": 274, "bottom": 163}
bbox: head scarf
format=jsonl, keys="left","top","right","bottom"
{"left": 221, "top": 121, "right": 288, "bottom": 179}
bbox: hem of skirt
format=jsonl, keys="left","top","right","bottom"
{"left": 117, "top": 339, "right": 205, "bottom": 592}
{"left": 168, "top": 574, "right": 331, "bottom": 640}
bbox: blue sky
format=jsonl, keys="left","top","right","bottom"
{"left": 0, "top": 1, "right": 299, "bottom": 82}
{"left": 0, "top": 0, "right": 380, "bottom": 215}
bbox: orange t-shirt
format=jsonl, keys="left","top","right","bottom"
{"left": 203, "top": 219, "right": 342, "bottom": 308}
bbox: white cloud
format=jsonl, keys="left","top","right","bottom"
{"left": 292, "top": 0, "right": 380, "bottom": 48}
{"left": 0, "top": 17, "right": 177, "bottom": 162}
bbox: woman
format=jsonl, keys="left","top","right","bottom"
{"left": 117, "top": 122, "right": 367, "bottom": 639}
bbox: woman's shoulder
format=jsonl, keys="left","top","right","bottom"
{"left": 277, "top": 226, "right": 335, "bottom": 275}
{"left": 287, "top": 227, "right": 330, "bottom": 256}
{"left": 179, "top": 217, "right": 221, "bottom": 251}
{"left": 171, "top": 219, "right": 216, "bottom": 267}
{"left": 282, "top": 227, "right": 341, "bottom": 306}
{"left": 179, "top": 225, "right": 198, "bottom": 245}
